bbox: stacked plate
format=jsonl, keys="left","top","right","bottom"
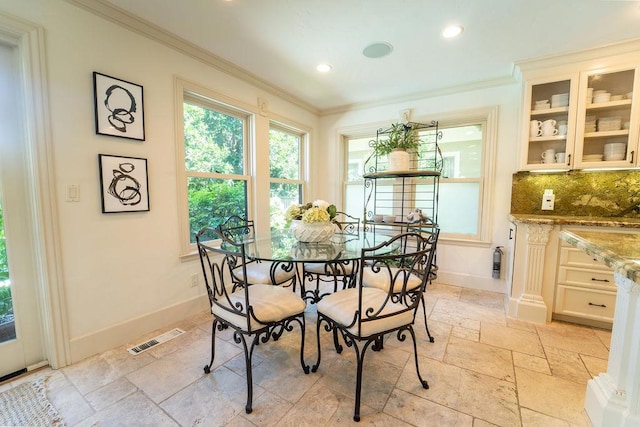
{"left": 604, "top": 142, "right": 626, "bottom": 161}
{"left": 551, "top": 93, "right": 569, "bottom": 108}
{"left": 597, "top": 116, "right": 622, "bottom": 132}
{"left": 583, "top": 154, "right": 603, "bottom": 162}
{"left": 533, "top": 99, "right": 550, "bottom": 110}
{"left": 584, "top": 115, "right": 596, "bottom": 133}
{"left": 592, "top": 90, "right": 611, "bottom": 103}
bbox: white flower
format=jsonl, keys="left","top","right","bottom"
{"left": 313, "top": 200, "right": 330, "bottom": 210}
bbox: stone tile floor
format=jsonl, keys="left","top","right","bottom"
{"left": 1, "top": 283, "right": 609, "bottom": 426}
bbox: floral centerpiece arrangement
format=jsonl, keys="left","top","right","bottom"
{"left": 285, "top": 200, "right": 338, "bottom": 242}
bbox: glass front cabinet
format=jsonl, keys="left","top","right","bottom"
{"left": 520, "top": 64, "right": 640, "bottom": 171}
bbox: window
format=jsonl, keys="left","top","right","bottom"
{"left": 181, "top": 94, "right": 251, "bottom": 245}
{"left": 343, "top": 135, "right": 374, "bottom": 220}
{"left": 437, "top": 123, "right": 484, "bottom": 238}
{"left": 269, "top": 124, "right": 304, "bottom": 230}
{"left": 344, "top": 109, "right": 495, "bottom": 243}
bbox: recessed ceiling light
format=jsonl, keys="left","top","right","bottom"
{"left": 442, "top": 25, "right": 464, "bottom": 39}
{"left": 363, "top": 42, "right": 393, "bottom": 59}
{"left": 316, "top": 63, "right": 332, "bottom": 73}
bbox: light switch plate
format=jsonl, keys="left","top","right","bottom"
{"left": 66, "top": 184, "right": 80, "bottom": 202}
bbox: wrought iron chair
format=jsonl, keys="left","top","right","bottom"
{"left": 301, "top": 212, "right": 361, "bottom": 303}
{"left": 218, "top": 215, "right": 296, "bottom": 290}
{"left": 312, "top": 230, "right": 439, "bottom": 422}
{"left": 196, "top": 227, "right": 309, "bottom": 414}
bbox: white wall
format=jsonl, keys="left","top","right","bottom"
{"left": 318, "top": 83, "right": 522, "bottom": 293}
{"left": 0, "top": 0, "right": 318, "bottom": 363}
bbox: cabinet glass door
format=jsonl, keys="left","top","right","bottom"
{"left": 575, "top": 68, "right": 638, "bottom": 168}
{"left": 524, "top": 78, "right": 575, "bottom": 170}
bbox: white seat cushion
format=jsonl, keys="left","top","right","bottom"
{"left": 211, "top": 284, "right": 306, "bottom": 331}
{"left": 305, "top": 262, "right": 353, "bottom": 275}
{"left": 361, "top": 266, "right": 422, "bottom": 293}
{"left": 317, "top": 287, "right": 413, "bottom": 338}
{"left": 232, "top": 261, "right": 295, "bottom": 285}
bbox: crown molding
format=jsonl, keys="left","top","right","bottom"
{"left": 319, "top": 73, "right": 518, "bottom": 117}
{"left": 64, "top": 0, "right": 320, "bottom": 115}
{"left": 516, "top": 37, "right": 640, "bottom": 74}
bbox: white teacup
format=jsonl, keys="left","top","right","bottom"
{"left": 541, "top": 149, "right": 556, "bottom": 164}
{"left": 530, "top": 120, "right": 542, "bottom": 137}
{"left": 558, "top": 124, "right": 568, "bottom": 136}
{"left": 555, "top": 152, "right": 566, "bottom": 163}
{"left": 541, "top": 119, "right": 557, "bottom": 136}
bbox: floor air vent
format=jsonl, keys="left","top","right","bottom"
{"left": 127, "top": 328, "right": 185, "bottom": 355}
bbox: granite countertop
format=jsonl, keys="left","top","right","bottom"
{"left": 559, "top": 229, "right": 640, "bottom": 284}
{"left": 509, "top": 214, "right": 640, "bottom": 228}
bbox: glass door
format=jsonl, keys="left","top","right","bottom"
{"left": 0, "top": 197, "right": 15, "bottom": 346}
{"left": 0, "top": 39, "right": 46, "bottom": 380}
{"left": 521, "top": 76, "right": 578, "bottom": 170}
{"left": 574, "top": 67, "right": 639, "bottom": 169}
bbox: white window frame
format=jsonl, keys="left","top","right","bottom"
{"left": 175, "top": 79, "right": 254, "bottom": 256}
{"left": 268, "top": 121, "right": 306, "bottom": 207}
{"left": 436, "top": 107, "right": 497, "bottom": 244}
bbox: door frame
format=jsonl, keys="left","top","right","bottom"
{"left": 0, "top": 13, "right": 69, "bottom": 369}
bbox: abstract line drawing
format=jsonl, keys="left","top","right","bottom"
{"left": 94, "top": 72, "right": 145, "bottom": 141}
{"left": 108, "top": 162, "right": 142, "bottom": 206}
{"left": 99, "top": 154, "right": 149, "bottom": 213}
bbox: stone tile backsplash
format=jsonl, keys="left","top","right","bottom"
{"left": 511, "top": 170, "right": 640, "bottom": 217}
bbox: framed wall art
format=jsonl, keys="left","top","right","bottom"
{"left": 93, "top": 72, "right": 145, "bottom": 141}
{"left": 98, "top": 154, "right": 150, "bottom": 213}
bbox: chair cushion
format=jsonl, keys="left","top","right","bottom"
{"left": 232, "top": 261, "right": 295, "bottom": 285}
{"left": 361, "top": 266, "right": 422, "bottom": 293}
{"left": 317, "top": 287, "right": 414, "bottom": 338}
{"left": 304, "top": 262, "right": 353, "bottom": 275}
{"left": 211, "top": 284, "right": 306, "bottom": 331}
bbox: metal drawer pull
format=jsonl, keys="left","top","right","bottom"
{"left": 591, "top": 277, "right": 610, "bottom": 283}
{"left": 588, "top": 302, "right": 607, "bottom": 308}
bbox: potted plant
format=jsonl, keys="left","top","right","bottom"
{"left": 285, "top": 200, "right": 338, "bottom": 242}
{"left": 373, "top": 122, "right": 420, "bottom": 171}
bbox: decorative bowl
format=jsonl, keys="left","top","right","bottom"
{"left": 290, "top": 221, "right": 336, "bottom": 243}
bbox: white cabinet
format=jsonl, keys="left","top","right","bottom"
{"left": 574, "top": 67, "right": 640, "bottom": 169}
{"left": 553, "top": 242, "right": 616, "bottom": 326}
{"left": 521, "top": 75, "right": 579, "bottom": 170}
{"left": 520, "top": 65, "right": 640, "bottom": 171}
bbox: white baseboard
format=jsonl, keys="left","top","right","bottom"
{"left": 434, "top": 270, "right": 506, "bottom": 294}
{"left": 68, "top": 295, "right": 210, "bottom": 364}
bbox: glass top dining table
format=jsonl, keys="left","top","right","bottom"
{"left": 226, "top": 229, "right": 396, "bottom": 264}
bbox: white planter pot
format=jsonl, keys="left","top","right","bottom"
{"left": 388, "top": 149, "right": 410, "bottom": 171}
{"left": 290, "top": 220, "right": 336, "bottom": 242}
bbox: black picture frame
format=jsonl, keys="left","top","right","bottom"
{"left": 98, "top": 154, "right": 150, "bottom": 213}
{"left": 93, "top": 72, "right": 145, "bottom": 141}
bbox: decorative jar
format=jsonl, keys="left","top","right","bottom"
{"left": 290, "top": 220, "right": 336, "bottom": 243}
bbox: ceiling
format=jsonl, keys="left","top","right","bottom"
{"left": 91, "top": 0, "right": 640, "bottom": 113}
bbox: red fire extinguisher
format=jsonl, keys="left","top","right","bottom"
{"left": 492, "top": 246, "right": 503, "bottom": 279}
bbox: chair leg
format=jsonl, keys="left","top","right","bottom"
{"left": 311, "top": 315, "right": 323, "bottom": 373}
{"left": 298, "top": 316, "right": 310, "bottom": 374}
{"left": 203, "top": 318, "right": 218, "bottom": 374}
{"left": 353, "top": 343, "right": 364, "bottom": 422}
{"left": 239, "top": 333, "right": 258, "bottom": 414}
{"left": 421, "top": 295, "right": 435, "bottom": 343}
{"left": 407, "top": 325, "right": 429, "bottom": 389}
{"left": 332, "top": 327, "right": 343, "bottom": 353}
{"left": 352, "top": 337, "right": 376, "bottom": 422}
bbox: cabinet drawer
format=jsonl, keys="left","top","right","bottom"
{"left": 559, "top": 247, "right": 611, "bottom": 271}
{"left": 554, "top": 285, "right": 616, "bottom": 323}
{"left": 557, "top": 266, "right": 615, "bottom": 290}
